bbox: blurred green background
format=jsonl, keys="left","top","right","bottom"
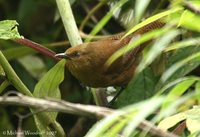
{"left": 1, "top": 0, "right": 200, "bottom": 137}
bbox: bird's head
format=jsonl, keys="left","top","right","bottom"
{"left": 55, "top": 43, "right": 97, "bottom": 71}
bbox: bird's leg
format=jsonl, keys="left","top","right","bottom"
{"left": 109, "top": 86, "right": 125, "bottom": 106}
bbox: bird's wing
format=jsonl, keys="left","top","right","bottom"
{"left": 103, "top": 36, "right": 142, "bottom": 75}
{"left": 103, "top": 20, "right": 165, "bottom": 75}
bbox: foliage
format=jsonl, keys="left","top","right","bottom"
{"left": 0, "top": 20, "right": 21, "bottom": 39}
{"left": 0, "top": 0, "right": 200, "bottom": 137}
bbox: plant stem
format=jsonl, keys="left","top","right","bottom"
{"left": 56, "top": 0, "right": 82, "bottom": 47}
{"left": 56, "top": 0, "right": 105, "bottom": 106}
{"left": 0, "top": 80, "right": 10, "bottom": 94}
{"left": 0, "top": 51, "right": 32, "bottom": 96}
{"left": 14, "top": 38, "right": 60, "bottom": 61}
{"left": 91, "top": 88, "right": 109, "bottom": 106}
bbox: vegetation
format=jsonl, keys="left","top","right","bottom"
{"left": 0, "top": 0, "right": 200, "bottom": 137}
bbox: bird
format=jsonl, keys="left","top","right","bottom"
{"left": 55, "top": 20, "right": 164, "bottom": 88}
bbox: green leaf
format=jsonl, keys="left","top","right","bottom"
{"left": 2, "top": 43, "right": 55, "bottom": 60}
{"left": 33, "top": 59, "right": 66, "bottom": 98}
{"left": 121, "top": 97, "right": 163, "bottom": 136}
{"left": 186, "top": 106, "right": 200, "bottom": 134}
{"left": 179, "top": 9, "right": 200, "bottom": 32}
{"left": 103, "top": 118, "right": 129, "bottom": 137}
{"left": 0, "top": 20, "right": 21, "bottom": 40}
{"left": 195, "top": 81, "right": 200, "bottom": 103}
{"left": 115, "top": 67, "right": 158, "bottom": 107}
{"left": 164, "top": 37, "right": 200, "bottom": 52}
{"left": 33, "top": 59, "right": 66, "bottom": 137}
{"left": 136, "top": 30, "right": 180, "bottom": 74}
{"left": 85, "top": 111, "right": 125, "bottom": 137}
{"left": 161, "top": 79, "right": 196, "bottom": 110}
{"left": 186, "top": 118, "right": 200, "bottom": 134}
{"left": 122, "top": 7, "right": 183, "bottom": 38}
{"left": 156, "top": 76, "right": 199, "bottom": 96}
{"left": 85, "top": 0, "right": 128, "bottom": 42}
{"left": 135, "top": 0, "right": 151, "bottom": 23}
{"left": 85, "top": 97, "right": 163, "bottom": 137}
{"left": 155, "top": 93, "right": 196, "bottom": 128}
{"left": 159, "top": 106, "right": 200, "bottom": 134}
{"left": 2, "top": 47, "right": 36, "bottom": 60}
{"left": 161, "top": 51, "right": 200, "bottom": 82}
{"left": 18, "top": 55, "right": 47, "bottom": 79}
{"left": 163, "top": 44, "right": 200, "bottom": 84}
{"left": 158, "top": 112, "right": 186, "bottom": 130}
{"left": 106, "top": 27, "right": 171, "bottom": 67}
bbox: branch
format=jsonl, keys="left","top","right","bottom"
{"left": 0, "top": 93, "right": 178, "bottom": 137}
{"left": 1, "top": 93, "right": 112, "bottom": 118}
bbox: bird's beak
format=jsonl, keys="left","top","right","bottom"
{"left": 55, "top": 53, "right": 71, "bottom": 60}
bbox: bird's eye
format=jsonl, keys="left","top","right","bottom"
{"left": 73, "top": 52, "right": 81, "bottom": 58}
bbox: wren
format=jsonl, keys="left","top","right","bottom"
{"left": 56, "top": 21, "right": 164, "bottom": 88}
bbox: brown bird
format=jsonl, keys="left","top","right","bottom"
{"left": 56, "top": 21, "right": 164, "bottom": 88}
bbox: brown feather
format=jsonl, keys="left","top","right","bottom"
{"left": 104, "top": 20, "right": 165, "bottom": 76}
{"left": 63, "top": 20, "right": 165, "bottom": 87}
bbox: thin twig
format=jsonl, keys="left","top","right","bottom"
{"left": 81, "top": 1, "right": 98, "bottom": 23}
{"left": 15, "top": 113, "right": 24, "bottom": 137}
{"left": 14, "top": 108, "right": 48, "bottom": 137}
{"left": 79, "top": 0, "right": 107, "bottom": 31}
{"left": 0, "top": 93, "right": 178, "bottom": 137}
